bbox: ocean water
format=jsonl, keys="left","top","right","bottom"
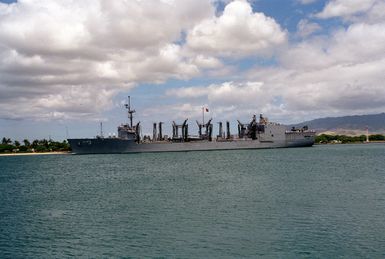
{"left": 1, "top": 144, "right": 384, "bottom": 258}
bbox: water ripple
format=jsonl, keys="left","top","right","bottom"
{"left": 1, "top": 144, "right": 385, "bottom": 257}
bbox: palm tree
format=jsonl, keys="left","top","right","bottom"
{"left": 2, "top": 137, "right": 12, "bottom": 145}
{"left": 32, "top": 140, "right": 39, "bottom": 148}
{"left": 23, "top": 139, "right": 31, "bottom": 147}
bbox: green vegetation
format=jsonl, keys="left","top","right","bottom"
{"left": 316, "top": 134, "right": 385, "bottom": 144}
{"left": 1, "top": 137, "right": 70, "bottom": 153}
{"left": 369, "top": 134, "right": 385, "bottom": 141}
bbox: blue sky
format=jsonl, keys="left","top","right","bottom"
{"left": 1, "top": 0, "right": 384, "bottom": 140}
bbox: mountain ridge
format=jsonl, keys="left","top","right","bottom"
{"left": 291, "top": 113, "right": 385, "bottom": 135}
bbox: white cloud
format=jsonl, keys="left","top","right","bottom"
{"left": 0, "top": 84, "right": 119, "bottom": 121}
{"left": 316, "top": 0, "right": 374, "bottom": 18}
{"left": 165, "top": 14, "right": 385, "bottom": 123}
{"left": 316, "top": 0, "right": 385, "bottom": 23}
{"left": 329, "top": 22, "right": 385, "bottom": 62}
{"left": 296, "top": 19, "right": 321, "bottom": 38}
{"left": 192, "top": 55, "right": 223, "bottom": 69}
{"left": 364, "top": 1, "right": 385, "bottom": 23}
{"left": 161, "top": 0, "right": 385, "bottom": 124}
{"left": 1, "top": 0, "right": 384, "bottom": 128}
{"left": 186, "top": 0, "right": 287, "bottom": 57}
{"left": 297, "top": 0, "right": 317, "bottom": 4}
{"left": 0, "top": 0, "right": 289, "bottom": 122}
{"left": 166, "top": 81, "right": 266, "bottom": 103}
{"left": 164, "top": 81, "right": 279, "bottom": 122}
{"left": 246, "top": 20, "right": 385, "bottom": 120}
{"left": 0, "top": 0, "right": 215, "bottom": 120}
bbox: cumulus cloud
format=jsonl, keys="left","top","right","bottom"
{"left": 1, "top": 0, "right": 384, "bottom": 128}
{"left": 296, "top": 19, "right": 321, "bottom": 38}
{"left": 316, "top": 0, "right": 385, "bottom": 23}
{"left": 247, "top": 21, "right": 385, "bottom": 120}
{"left": 191, "top": 55, "right": 223, "bottom": 69}
{"left": 0, "top": 0, "right": 289, "bottom": 121}
{"left": 0, "top": 0, "right": 214, "bottom": 120}
{"left": 166, "top": 81, "right": 266, "bottom": 105}
{"left": 186, "top": 0, "right": 287, "bottom": 57}
{"left": 164, "top": 8, "right": 385, "bottom": 123}
{"left": 316, "top": 0, "right": 374, "bottom": 18}
{"left": 164, "top": 81, "right": 282, "bottom": 122}
{"left": 160, "top": 0, "right": 385, "bottom": 124}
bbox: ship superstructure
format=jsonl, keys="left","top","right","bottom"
{"left": 68, "top": 96, "right": 315, "bottom": 154}
{"left": 117, "top": 96, "right": 140, "bottom": 141}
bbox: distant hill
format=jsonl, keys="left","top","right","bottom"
{"left": 291, "top": 113, "right": 385, "bottom": 135}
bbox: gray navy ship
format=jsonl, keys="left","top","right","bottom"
{"left": 67, "top": 97, "right": 315, "bottom": 154}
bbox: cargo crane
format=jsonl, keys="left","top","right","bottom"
{"left": 172, "top": 119, "right": 188, "bottom": 141}
{"left": 196, "top": 118, "right": 213, "bottom": 141}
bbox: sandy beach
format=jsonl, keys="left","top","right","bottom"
{"left": 0, "top": 151, "right": 71, "bottom": 157}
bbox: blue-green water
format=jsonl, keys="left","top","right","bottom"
{"left": 1, "top": 144, "right": 385, "bottom": 258}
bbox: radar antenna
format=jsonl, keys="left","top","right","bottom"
{"left": 124, "top": 96, "right": 136, "bottom": 128}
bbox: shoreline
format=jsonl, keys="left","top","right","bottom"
{"left": 315, "top": 141, "right": 385, "bottom": 145}
{"left": 0, "top": 151, "right": 71, "bottom": 157}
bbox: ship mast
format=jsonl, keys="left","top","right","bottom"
{"left": 202, "top": 106, "right": 205, "bottom": 125}
{"left": 125, "top": 96, "right": 136, "bottom": 128}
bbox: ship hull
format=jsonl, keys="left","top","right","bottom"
{"left": 68, "top": 134, "right": 315, "bottom": 154}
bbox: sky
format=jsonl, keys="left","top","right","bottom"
{"left": 0, "top": 0, "right": 384, "bottom": 140}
